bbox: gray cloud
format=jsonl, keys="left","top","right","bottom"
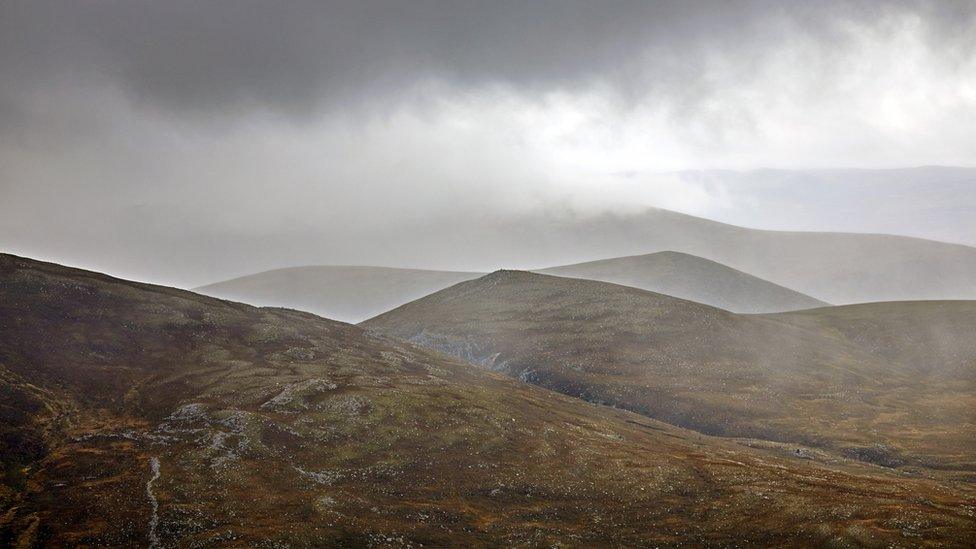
{"left": 4, "top": 1, "right": 973, "bottom": 121}
{"left": 1, "top": 1, "right": 975, "bottom": 287}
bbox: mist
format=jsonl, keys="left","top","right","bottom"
{"left": 2, "top": 1, "right": 975, "bottom": 287}
{"left": 3, "top": 3, "right": 976, "bottom": 545}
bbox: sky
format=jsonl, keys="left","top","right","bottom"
{"left": 2, "top": 1, "right": 975, "bottom": 286}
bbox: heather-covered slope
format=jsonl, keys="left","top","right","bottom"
{"left": 195, "top": 265, "right": 482, "bottom": 323}
{"left": 540, "top": 250, "right": 827, "bottom": 312}
{"left": 770, "top": 300, "right": 976, "bottom": 381}
{"left": 364, "top": 271, "right": 976, "bottom": 474}
{"left": 7, "top": 254, "right": 975, "bottom": 545}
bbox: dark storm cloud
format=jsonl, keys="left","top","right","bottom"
{"left": 3, "top": 0, "right": 972, "bottom": 122}
{"left": 2, "top": 1, "right": 976, "bottom": 287}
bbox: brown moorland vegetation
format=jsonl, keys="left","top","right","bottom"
{"left": 1, "top": 254, "right": 975, "bottom": 545}
{"left": 364, "top": 271, "right": 976, "bottom": 478}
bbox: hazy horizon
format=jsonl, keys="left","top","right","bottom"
{"left": 3, "top": 1, "right": 975, "bottom": 287}
{"left": 3, "top": 3, "right": 976, "bottom": 545}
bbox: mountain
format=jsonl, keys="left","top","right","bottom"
{"left": 539, "top": 251, "right": 827, "bottom": 313}
{"left": 8, "top": 254, "right": 976, "bottom": 544}
{"left": 363, "top": 271, "right": 976, "bottom": 475}
{"left": 771, "top": 300, "right": 976, "bottom": 381}
{"left": 194, "top": 265, "right": 482, "bottom": 323}
{"left": 192, "top": 252, "right": 826, "bottom": 321}
{"left": 667, "top": 166, "right": 976, "bottom": 247}
{"left": 191, "top": 206, "right": 976, "bottom": 312}
{"left": 506, "top": 207, "right": 976, "bottom": 305}
{"left": 0, "top": 255, "right": 976, "bottom": 547}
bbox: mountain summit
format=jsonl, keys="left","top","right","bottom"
{"left": 539, "top": 250, "right": 827, "bottom": 312}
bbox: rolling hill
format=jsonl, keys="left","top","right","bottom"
{"left": 194, "top": 207, "right": 976, "bottom": 314}
{"left": 194, "top": 265, "right": 482, "bottom": 323}
{"left": 771, "top": 300, "right": 976, "bottom": 381}
{"left": 8, "top": 254, "right": 976, "bottom": 544}
{"left": 193, "top": 250, "right": 829, "bottom": 322}
{"left": 505, "top": 207, "right": 976, "bottom": 305}
{"left": 668, "top": 166, "right": 976, "bottom": 247}
{"left": 364, "top": 270, "right": 976, "bottom": 476}
{"left": 539, "top": 251, "right": 827, "bottom": 313}
{"left": 4, "top": 253, "right": 976, "bottom": 545}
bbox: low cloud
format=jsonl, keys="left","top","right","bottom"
{"left": 1, "top": 1, "right": 974, "bottom": 285}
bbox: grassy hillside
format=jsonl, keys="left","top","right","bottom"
{"left": 194, "top": 265, "right": 482, "bottom": 322}
{"left": 7, "top": 254, "right": 976, "bottom": 544}
{"left": 770, "top": 300, "right": 976, "bottom": 380}
{"left": 364, "top": 271, "right": 976, "bottom": 475}
{"left": 540, "top": 250, "right": 827, "bottom": 312}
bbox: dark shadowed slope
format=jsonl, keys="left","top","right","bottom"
{"left": 194, "top": 265, "right": 483, "bottom": 322}
{"left": 364, "top": 271, "right": 976, "bottom": 475}
{"left": 7, "top": 254, "right": 975, "bottom": 545}
{"left": 539, "top": 251, "right": 827, "bottom": 313}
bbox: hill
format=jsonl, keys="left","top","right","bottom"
{"left": 364, "top": 271, "right": 976, "bottom": 475}
{"left": 8, "top": 254, "right": 976, "bottom": 544}
{"left": 194, "top": 265, "right": 482, "bottom": 323}
{"left": 507, "top": 207, "right": 976, "bottom": 304}
{"left": 191, "top": 207, "right": 976, "bottom": 310}
{"left": 669, "top": 166, "right": 976, "bottom": 247}
{"left": 539, "top": 251, "right": 827, "bottom": 312}
{"left": 770, "top": 300, "right": 976, "bottom": 381}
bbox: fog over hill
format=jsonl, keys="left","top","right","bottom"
{"left": 196, "top": 207, "right": 976, "bottom": 312}
{"left": 3, "top": 2, "right": 976, "bottom": 292}
{"left": 195, "top": 265, "right": 481, "bottom": 323}
{"left": 664, "top": 167, "right": 976, "bottom": 247}
{"left": 4, "top": 1, "right": 976, "bottom": 545}
{"left": 195, "top": 247, "right": 833, "bottom": 322}
{"left": 7, "top": 253, "right": 975, "bottom": 544}
{"left": 539, "top": 251, "right": 827, "bottom": 313}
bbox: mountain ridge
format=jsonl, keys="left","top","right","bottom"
{"left": 6, "top": 253, "right": 975, "bottom": 544}
{"left": 539, "top": 250, "right": 828, "bottom": 313}
{"left": 195, "top": 206, "right": 976, "bottom": 316}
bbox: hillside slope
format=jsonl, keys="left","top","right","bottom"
{"left": 770, "top": 301, "right": 976, "bottom": 380}
{"left": 512, "top": 207, "right": 976, "bottom": 304}
{"left": 7, "top": 255, "right": 976, "bottom": 544}
{"left": 540, "top": 251, "right": 827, "bottom": 312}
{"left": 670, "top": 166, "right": 976, "bottom": 247}
{"left": 194, "top": 265, "right": 482, "bottom": 322}
{"left": 192, "top": 207, "right": 976, "bottom": 312}
{"left": 364, "top": 271, "right": 976, "bottom": 474}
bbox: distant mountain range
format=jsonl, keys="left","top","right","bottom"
{"left": 195, "top": 265, "right": 482, "bottom": 323}
{"left": 197, "top": 207, "right": 976, "bottom": 320}
{"left": 539, "top": 251, "right": 828, "bottom": 313}
{"left": 667, "top": 166, "right": 976, "bottom": 247}
{"left": 506, "top": 207, "right": 976, "bottom": 305}
{"left": 7, "top": 253, "right": 974, "bottom": 544}
{"left": 195, "top": 249, "right": 831, "bottom": 321}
